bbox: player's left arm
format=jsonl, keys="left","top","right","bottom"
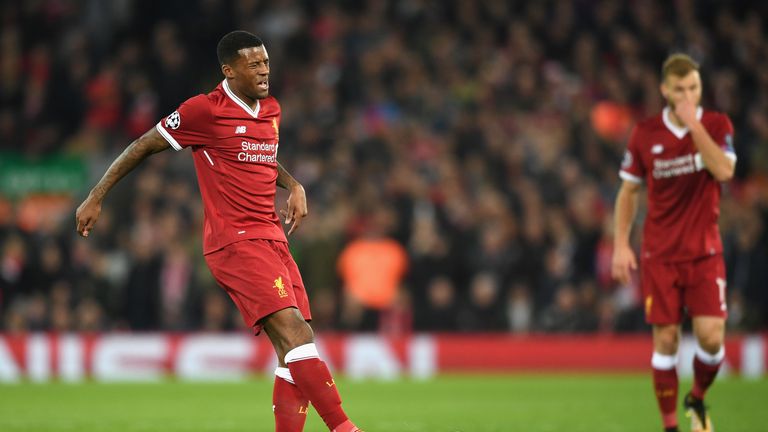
{"left": 276, "top": 161, "right": 307, "bottom": 235}
{"left": 676, "top": 101, "right": 735, "bottom": 182}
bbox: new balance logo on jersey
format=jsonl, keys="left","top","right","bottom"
{"left": 651, "top": 144, "right": 664, "bottom": 154}
{"left": 235, "top": 125, "right": 246, "bottom": 134}
{"left": 165, "top": 111, "right": 181, "bottom": 130}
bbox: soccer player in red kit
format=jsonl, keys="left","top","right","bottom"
{"left": 612, "top": 54, "right": 736, "bottom": 432}
{"left": 75, "top": 31, "right": 361, "bottom": 432}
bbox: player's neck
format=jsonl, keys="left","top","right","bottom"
{"left": 229, "top": 83, "right": 259, "bottom": 110}
{"left": 666, "top": 107, "right": 687, "bottom": 129}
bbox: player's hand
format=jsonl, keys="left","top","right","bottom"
{"left": 75, "top": 195, "right": 102, "bottom": 238}
{"left": 611, "top": 244, "right": 637, "bottom": 285}
{"left": 281, "top": 184, "right": 307, "bottom": 236}
{"left": 674, "top": 99, "right": 698, "bottom": 128}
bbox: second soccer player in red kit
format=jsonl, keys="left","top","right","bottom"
{"left": 612, "top": 54, "right": 736, "bottom": 432}
{"left": 75, "top": 31, "right": 362, "bottom": 432}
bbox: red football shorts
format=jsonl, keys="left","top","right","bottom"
{"left": 640, "top": 254, "right": 728, "bottom": 325}
{"left": 204, "top": 239, "right": 312, "bottom": 334}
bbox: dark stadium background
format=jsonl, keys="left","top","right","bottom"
{"left": 0, "top": 0, "right": 766, "bottom": 383}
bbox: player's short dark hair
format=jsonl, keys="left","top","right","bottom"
{"left": 217, "top": 31, "right": 264, "bottom": 65}
{"left": 662, "top": 53, "right": 699, "bottom": 81}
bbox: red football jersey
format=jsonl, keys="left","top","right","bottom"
{"left": 156, "top": 79, "right": 285, "bottom": 254}
{"left": 619, "top": 107, "right": 736, "bottom": 263}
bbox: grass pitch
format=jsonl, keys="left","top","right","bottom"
{"left": 0, "top": 374, "right": 765, "bottom": 431}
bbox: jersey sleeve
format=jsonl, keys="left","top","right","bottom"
{"left": 618, "top": 125, "right": 645, "bottom": 184}
{"left": 713, "top": 114, "right": 737, "bottom": 162}
{"left": 155, "top": 95, "right": 212, "bottom": 151}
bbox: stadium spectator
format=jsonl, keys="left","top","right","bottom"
{"left": 725, "top": 201, "right": 768, "bottom": 330}
{"left": 457, "top": 272, "right": 508, "bottom": 332}
{"left": 415, "top": 276, "right": 460, "bottom": 332}
{"left": 505, "top": 282, "right": 533, "bottom": 333}
{"left": 337, "top": 209, "right": 408, "bottom": 328}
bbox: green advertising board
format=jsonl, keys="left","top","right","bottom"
{"left": 0, "top": 152, "right": 88, "bottom": 198}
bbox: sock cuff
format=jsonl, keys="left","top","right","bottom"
{"left": 695, "top": 344, "right": 725, "bottom": 365}
{"left": 285, "top": 343, "right": 320, "bottom": 364}
{"left": 275, "top": 367, "right": 295, "bottom": 384}
{"left": 651, "top": 352, "right": 678, "bottom": 370}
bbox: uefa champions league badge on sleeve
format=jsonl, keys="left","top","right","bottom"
{"left": 621, "top": 151, "right": 632, "bottom": 169}
{"left": 165, "top": 111, "right": 181, "bottom": 130}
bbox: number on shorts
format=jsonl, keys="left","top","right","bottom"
{"left": 716, "top": 277, "right": 727, "bottom": 311}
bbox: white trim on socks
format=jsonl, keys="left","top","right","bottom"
{"left": 285, "top": 343, "right": 320, "bottom": 364}
{"left": 275, "top": 367, "right": 295, "bottom": 384}
{"left": 651, "top": 352, "right": 678, "bottom": 370}
{"left": 695, "top": 344, "right": 725, "bottom": 365}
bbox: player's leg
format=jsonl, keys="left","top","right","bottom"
{"left": 652, "top": 324, "right": 682, "bottom": 432}
{"left": 267, "top": 240, "right": 360, "bottom": 432}
{"left": 643, "top": 260, "right": 683, "bottom": 432}
{"left": 681, "top": 317, "right": 723, "bottom": 432}
{"left": 273, "top": 365, "right": 310, "bottom": 432}
{"left": 203, "top": 240, "right": 313, "bottom": 432}
{"left": 691, "top": 316, "right": 725, "bottom": 400}
{"left": 263, "top": 308, "right": 361, "bottom": 432}
{"left": 682, "top": 256, "right": 728, "bottom": 432}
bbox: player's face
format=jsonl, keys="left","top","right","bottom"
{"left": 661, "top": 70, "right": 702, "bottom": 109}
{"left": 224, "top": 45, "right": 270, "bottom": 100}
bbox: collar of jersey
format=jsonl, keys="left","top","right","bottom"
{"left": 662, "top": 106, "right": 702, "bottom": 139}
{"left": 222, "top": 79, "right": 260, "bottom": 118}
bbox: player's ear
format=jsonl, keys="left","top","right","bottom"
{"left": 221, "top": 63, "right": 234, "bottom": 79}
{"left": 659, "top": 80, "right": 668, "bottom": 99}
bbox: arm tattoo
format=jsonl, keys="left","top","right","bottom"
{"left": 276, "top": 161, "right": 300, "bottom": 190}
{"left": 90, "top": 140, "right": 154, "bottom": 201}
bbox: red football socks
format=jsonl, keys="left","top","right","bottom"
{"left": 691, "top": 346, "right": 724, "bottom": 400}
{"left": 331, "top": 419, "right": 361, "bottom": 432}
{"left": 652, "top": 352, "right": 679, "bottom": 429}
{"left": 285, "top": 344, "right": 356, "bottom": 431}
{"left": 273, "top": 368, "right": 309, "bottom": 432}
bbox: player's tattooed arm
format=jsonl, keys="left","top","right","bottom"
{"left": 76, "top": 128, "right": 170, "bottom": 237}
{"left": 276, "top": 162, "right": 300, "bottom": 190}
{"left": 276, "top": 162, "right": 307, "bottom": 235}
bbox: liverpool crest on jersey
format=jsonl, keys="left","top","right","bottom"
{"left": 274, "top": 276, "right": 288, "bottom": 298}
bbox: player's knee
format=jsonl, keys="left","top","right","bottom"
{"left": 263, "top": 308, "right": 314, "bottom": 354}
{"left": 656, "top": 339, "right": 679, "bottom": 354}
{"left": 281, "top": 321, "right": 314, "bottom": 352}
{"left": 653, "top": 327, "right": 680, "bottom": 354}
{"left": 697, "top": 333, "right": 723, "bottom": 354}
{"left": 694, "top": 320, "right": 725, "bottom": 354}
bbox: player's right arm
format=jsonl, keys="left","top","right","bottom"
{"left": 612, "top": 180, "right": 641, "bottom": 285}
{"left": 75, "top": 128, "right": 170, "bottom": 237}
{"left": 77, "top": 94, "right": 211, "bottom": 237}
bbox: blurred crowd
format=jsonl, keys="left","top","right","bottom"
{"left": 1, "top": 0, "right": 766, "bottom": 334}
